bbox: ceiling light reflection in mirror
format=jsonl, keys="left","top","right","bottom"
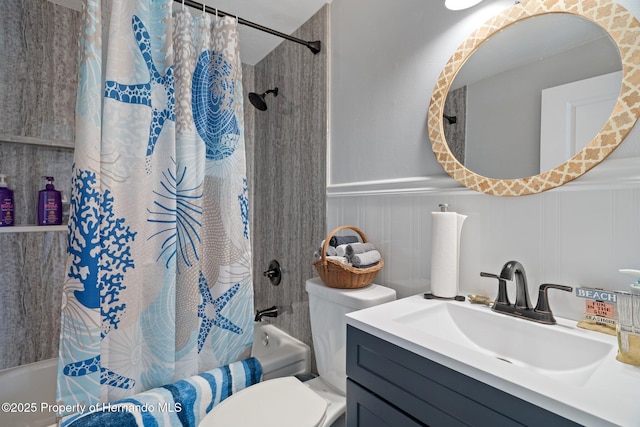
{"left": 446, "top": 0, "right": 484, "bottom": 11}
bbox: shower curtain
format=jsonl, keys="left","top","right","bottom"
{"left": 57, "top": 0, "right": 253, "bottom": 408}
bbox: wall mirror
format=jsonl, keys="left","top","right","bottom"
{"left": 428, "top": 0, "right": 640, "bottom": 196}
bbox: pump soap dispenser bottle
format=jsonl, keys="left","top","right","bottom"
{"left": 38, "top": 176, "right": 62, "bottom": 225}
{"left": 0, "top": 174, "right": 15, "bottom": 226}
{"left": 617, "top": 269, "right": 640, "bottom": 365}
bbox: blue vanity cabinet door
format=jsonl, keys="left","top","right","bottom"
{"left": 347, "top": 379, "right": 425, "bottom": 427}
{"left": 346, "top": 325, "right": 582, "bottom": 427}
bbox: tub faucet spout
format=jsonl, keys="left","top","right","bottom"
{"left": 255, "top": 306, "right": 278, "bottom": 322}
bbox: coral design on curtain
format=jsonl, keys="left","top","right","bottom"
{"left": 57, "top": 0, "right": 253, "bottom": 410}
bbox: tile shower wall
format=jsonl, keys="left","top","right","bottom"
{"left": 249, "top": 6, "right": 328, "bottom": 366}
{"left": 0, "top": 231, "right": 67, "bottom": 368}
{"left": 0, "top": 0, "right": 79, "bottom": 370}
{"left": 0, "top": 0, "right": 78, "bottom": 143}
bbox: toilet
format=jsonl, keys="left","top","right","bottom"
{"left": 199, "top": 277, "right": 396, "bottom": 427}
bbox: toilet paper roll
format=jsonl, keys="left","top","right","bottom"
{"left": 430, "top": 211, "right": 464, "bottom": 298}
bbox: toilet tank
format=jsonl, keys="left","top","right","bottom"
{"left": 305, "top": 278, "right": 396, "bottom": 395}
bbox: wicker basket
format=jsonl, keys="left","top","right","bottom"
{"left": 313, "top": 225, "right": 384, "bottom": 289}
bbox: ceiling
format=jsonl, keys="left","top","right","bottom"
{"left": 48, "top": 0, "right": 611, "bottom": 70}
{"left": 48, "top": 0, "right": 330, "bottom": 65}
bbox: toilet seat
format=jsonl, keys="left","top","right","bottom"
{"left": 199, "top": 376, "right": 328, "bottom": 427}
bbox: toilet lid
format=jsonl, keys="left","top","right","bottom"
{"left": 199, "top": 376, "right": 328, "bottom": 427}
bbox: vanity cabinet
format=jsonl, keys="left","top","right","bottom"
{"left": 346, "top": 326, "right": 581, "bottom": 427}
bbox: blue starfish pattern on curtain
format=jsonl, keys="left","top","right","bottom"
{"left": 104, "top": 15, "right": 175, "bottom": 173}
{"left": 58, "top": 2, "right": 254, "bottom": 410}
{"left": 197, "top": 271, "right": 242, "bottom": 353}
{"left": 63, "top": 356, "right": 136, "bottom": 390}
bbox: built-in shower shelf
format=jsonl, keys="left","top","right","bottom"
{"left": 0, "top": 225, "right": 67, "bottom": 233}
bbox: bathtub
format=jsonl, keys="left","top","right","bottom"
{"left": 0, "top": 322, "right": 310, "bottom": 427}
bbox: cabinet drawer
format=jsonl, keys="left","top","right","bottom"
{"left": 346, "top": 326, "right": 580, "bottom": 427}
{"left": 347, "top": 379, "right": 424, "bottom": 427}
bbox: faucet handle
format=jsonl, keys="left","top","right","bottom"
{"left": 534, "top": 284, "right": 573, "bottom": 323}
{"left": 480, "top": 272, "right": 511, "bottom": 306}
{"left": 480, "top": 272, "right": 499, "bottom": 279}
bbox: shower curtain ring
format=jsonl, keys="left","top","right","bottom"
{"left": 181, "top": 0, "right": 185, "bottom": 10}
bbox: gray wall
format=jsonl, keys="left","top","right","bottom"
{"left": 0, "top": 0, "right": 78, "bottom": 144}
{"left": 0, "top": 230, "right": 67, "bottom": 369}
{"left": 0, "top": 0, "right": 77, "bottom": 224}
{"left": 0, "top": 0, "right": 78, "bottom": 370}
{"left": 249, "top": 6, "right": 328, "bottom": 370}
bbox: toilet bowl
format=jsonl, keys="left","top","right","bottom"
{"left": 199, "top": 278, "right": 396, "bottom": 427}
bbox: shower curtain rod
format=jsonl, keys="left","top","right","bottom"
{"left": 174, "top": 0, "right": 322, "bottom": 55}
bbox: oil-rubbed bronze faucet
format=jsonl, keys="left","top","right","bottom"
{"left": 500, "top": 261, "right": 532, "bottom": 310}
{"left": 481, "top": 261, "right": 572, "bottom": 325}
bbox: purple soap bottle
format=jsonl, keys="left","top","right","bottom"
{"left": 38, "top": 176, "right": 62, "bottom": 226}
{"left": 0, "top": 174, "right": 15, "bottom": 226}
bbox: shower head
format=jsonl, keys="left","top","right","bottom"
{"left": 248, "top": 88, "right": 278, "bottom": 111}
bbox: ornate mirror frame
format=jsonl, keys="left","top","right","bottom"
{"left": 428, "top": 0, "right": 640, "bottom": 196}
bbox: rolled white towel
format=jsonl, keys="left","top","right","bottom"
{"left": 313, "top": 249, "right": 335, "bottom": 259}
{"left": 346, "top": 242, "right": 375, "bottom": 256}
{"left": 315, "top": 242, "right": 337, "bottom": 259}
{"left": 351, "top": 250, "right": 381, "bottom": 267}
{"left": 335, "top": 244, "right": 350, "bottom": 257}
{"left": 320, "top": 240, "right": 337, "bottom": 256}
{"left": 326, "top": 256, "right": 350, "bottom": 265}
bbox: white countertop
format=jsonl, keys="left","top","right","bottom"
{"left": 346, "top": 294, "right": 640, "bottom": 427}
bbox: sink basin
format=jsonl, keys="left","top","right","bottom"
{"left": 392, "top": 301, "right": 615, "bottom": 387}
